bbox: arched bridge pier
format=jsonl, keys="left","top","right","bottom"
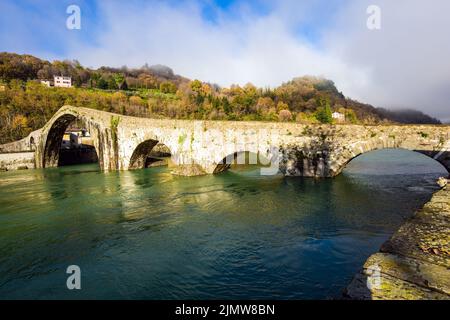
{"left": 0, "top": 106, "right": 449, "bottom": 176}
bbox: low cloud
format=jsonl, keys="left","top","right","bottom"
{"left": 1, "top": 0, "right": 449, "bottom": 121}
{"left": 72, "top": 1, "right": 366, "bottom": 89}
{"left": 327, "top": 0, "right": 450, "bottom": 122}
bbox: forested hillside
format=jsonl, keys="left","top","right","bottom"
{"left": 0, "top": 52, "right": 440, "bottom": 144}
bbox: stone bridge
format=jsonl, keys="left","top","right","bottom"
{"left": 1, "top": 105, "right": 449, "bottom": 176}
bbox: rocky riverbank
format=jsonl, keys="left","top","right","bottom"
{"left": 0, "top": 151, "right": 35, "bottom": 171}
{"left": 345, "top": 179, "right": 450, "bottom": 300}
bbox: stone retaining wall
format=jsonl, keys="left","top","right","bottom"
{"left": 0, "top": 152, "right": 35, "bottom": 171}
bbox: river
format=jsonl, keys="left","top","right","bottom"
{"left": 0, "top": 149, "right": 447, "bottom": 299}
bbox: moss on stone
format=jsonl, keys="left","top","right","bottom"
{"left": 178, "top": 133, "right": 187, "bottom": 145}
{"left": 346, "top": 187, "right": 450, "bottom": 300}
{"left": 110, "top": 116, "right": 120, "bottom": 144}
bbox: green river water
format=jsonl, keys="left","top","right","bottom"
{"left": 0, "top": 149, "right": 447, "bottom": 299}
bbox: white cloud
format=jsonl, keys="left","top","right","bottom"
{"left": 29, "top": 0, "right": 450, "bottom": 121}
{"left": 325, "top": 0, "right": 450, "bottom": 121}
{"left": 70, "top": 1, "right": 368, "bottom": 89}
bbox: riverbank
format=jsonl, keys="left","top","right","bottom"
{"left": 0, "top": 151, "right": 35, "bottom": 171}
{"left": 345, "top": 179, "right": 450, "bottom": 299}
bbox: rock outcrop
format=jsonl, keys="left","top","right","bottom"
{"left": 437, "top": 177, "right": 448, "bottom": 188}
{"left": 345, "top": 184, "right": 450, "bottom": 300}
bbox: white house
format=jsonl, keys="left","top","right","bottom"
{"left": 54, "top": 76, "right": 72, "bottom": 88}
{"left": 332, "top": 111, "right": 345, "bottom": 122}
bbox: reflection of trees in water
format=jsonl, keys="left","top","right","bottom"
{"left": 118, "top": 166, "right": 290, "bottom": 229}
{"left": 13, "top": 148, "right": 445, "bottom": 242}
{"left": 0, "top": 165, "right": 122, "bottom": 269}
{"left": 40, "top": 165, "right": 125, "bottom": 226}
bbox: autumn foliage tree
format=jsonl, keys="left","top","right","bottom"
{"left": 4, "top": 52, "right": 436, "bottom": 145}
{"left": 315, "top": 98, "right": 333, "bottom": 124}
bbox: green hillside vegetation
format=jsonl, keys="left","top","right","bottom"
{"left": 0, "top": 52, "right": 440, "bottom": 144}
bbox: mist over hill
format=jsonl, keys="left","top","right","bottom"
{"left": 376, "top": 108, "right": 441, "bottom": 125}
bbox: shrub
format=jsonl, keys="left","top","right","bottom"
{"left": 279, "top": 109, "right": 292, "bottom": 122}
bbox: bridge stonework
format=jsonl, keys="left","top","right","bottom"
{"left": 1, "top": 106, "right": 449, "bottom": 176}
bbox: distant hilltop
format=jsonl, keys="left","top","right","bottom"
{"left": 0, "top": 52, "right": 441, "bottom": 144}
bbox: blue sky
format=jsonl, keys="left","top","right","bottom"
{"left": 1, "top": 0, "right": 450, "bottom": 120}
{"left": 0, "top": 0, "right": 342, "bottom": 57}
{"left": 0, "top": 0, "right": 103, "bottom": 56}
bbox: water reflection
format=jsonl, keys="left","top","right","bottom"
{"left": 0, "top": 149, "right": 447, "bottom": 299}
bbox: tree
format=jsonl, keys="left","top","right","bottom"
{"left": 138, "top": 74, "right": 158, "bottom": 89}
{"left": 277, "top": 101, "right": 289, "bottom": 111}
{"left": 314, "top": 97, "right": 332, "bottom": 124}
{"left": 129, "top": 96, "right": 144, "bottom": 107}
{"left": 97, "top": 77, "right": 108, "bottom": 89}
{"left": 11, "top": 114, "right": 31, "bottom": 140}
{"left": 113, "top": 73, "right": 128, "bottom": 90}
{"left": 222, "top": 97, "right": 232, "bottom": 114}
{"left": 128, "top": 96, "right": 146, "bottom": 116}
{"left": 119, "top": 79, "right": 128, "bottom": 90}
{"left": 255, "top": 97, "right": 275, "bottom": 115}
{"left": 201, "top": 83, "right": 212, "bottom": 96}
{"left": 278, "top": 109, "right": 292, "bottom": 122}
{"left": 263, "top": 108, "right": 278, "bottom": 121}
{"left": 160, "top": 81, "right": 177, "bottom": 94}
{"left": 111, "top": 92, "right": 127, "bottom": 114}
{"left": 345, "top": 108, "right": 358, "bottom": 124}
{"left": 190, "top": 80, "right": 202, "bottom": 94}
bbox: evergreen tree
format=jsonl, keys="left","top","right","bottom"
{"left": 315, "top": 98, "right": 332, "bottom": 123}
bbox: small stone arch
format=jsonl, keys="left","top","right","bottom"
{"left": 331, "top": 139, "right": 450, "bottom": 177}
{"left": 41, "top": 113, "right": 77, "bottom": 168}
{"left": 37, "top": 109, "right": 106, "bottom": 169}
{"left": 128, "top": 140, "right": 173, "bottom": 170}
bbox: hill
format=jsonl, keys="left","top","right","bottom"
{"left": 376, "top": 108, "right": 441, "bottom": 125}
{"left": 0, "top": 52, "right": 441, "bottom": 144}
